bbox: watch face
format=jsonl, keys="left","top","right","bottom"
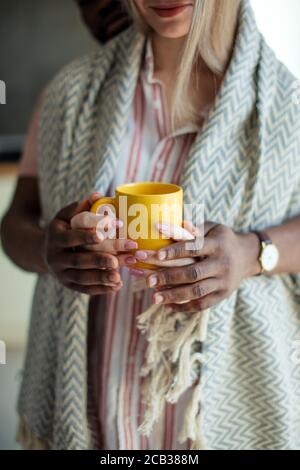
{"left": 261, "top": 244, "right": 279, "bottom": 271}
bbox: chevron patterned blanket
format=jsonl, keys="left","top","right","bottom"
{"left": 17, "top": 0, "right": 300, "bottom": 450}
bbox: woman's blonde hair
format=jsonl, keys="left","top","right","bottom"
{"left": 123, "top": 0, "right": 241, "bottom": 132}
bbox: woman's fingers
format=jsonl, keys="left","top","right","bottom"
{"left": 70, "top": 211, "right": 129, "bottom": 249}
{"left": 83, "top": 238, "right": 138, "bottom": 254}
{"left": 117, "top": 253, "right": 141, "bottom": 268}
{"left": 131, "top": 220, "right": 208, "bottom": 264}
{"left": 70, "top": 211, "right": 138, "bottom": 253}
{"left": 70, "top": 211, "right": 122, "bottom": 230}
{"left": 123, "top": 221, "right": 198, "bottom": 274}
{"left": 120, "top": 253, "right": 195, "bottom": 277}
{"left": 70, "top": 211, "right": 102, "bottom": 230}
{"left": 157, "top": 222, "right": 195, "bottom": 241}
{"left": 56, "top": 249, "right": 144, "bottom": 272}
{"left": 129, "top": 267, "right": 152, "bottom": 277}
{"left": 134, "top": 249, "right": 195, "bottom": 268}
{"left": 157, "top": 220, "right": 202, "bottom": 240}
{"left": 182, "top": 220, "right": 202, "bottom": 237}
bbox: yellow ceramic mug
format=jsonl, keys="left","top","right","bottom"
{"left": 90, "top": 182, "right": 183, "bottom": 269}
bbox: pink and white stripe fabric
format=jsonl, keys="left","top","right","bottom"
{"left": 91, "top": 36, "right": 199, "bottom": 450}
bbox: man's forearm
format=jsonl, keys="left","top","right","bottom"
{"left": 266, "top": 215, "right": 300, "bottom": 275}
{"left": 1, "top": 210, "right": 48, "bottom": 274}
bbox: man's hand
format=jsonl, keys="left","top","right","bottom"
{"left": 76, "top": 0, "right": 132, "bottom": 43}
{"left": 44, "top": 193, "right": 137, "bottom": 295}
{"left": 132, "top": 222, "right": 261, "bottom": 312}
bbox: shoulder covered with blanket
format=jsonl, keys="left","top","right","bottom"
{"left": 258, "top": 38, "right": 300, "bottom": 218}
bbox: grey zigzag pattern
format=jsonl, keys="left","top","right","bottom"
{"left": 17, "top": 0, "right": 300, "bottom": 449}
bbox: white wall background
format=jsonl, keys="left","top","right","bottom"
{"left": 251, "top": 0, "right": 300, "bottom": 79}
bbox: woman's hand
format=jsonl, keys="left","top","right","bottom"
{"left": 133, "top": 222, "right": 261, "bottom": 312}
{"left": 44, "top": 193, "right": 137, "bottom": 296}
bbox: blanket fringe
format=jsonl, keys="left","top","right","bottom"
{"left": 136, "top": 303, "right": 210, "bottom": 450}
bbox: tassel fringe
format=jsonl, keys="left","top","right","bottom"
{"left": 136, "top": 303, "right": 210, "bottom": 449}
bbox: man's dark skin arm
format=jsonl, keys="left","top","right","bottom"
{"left": 1, "top": 178, "right": 48, "bottom": 273}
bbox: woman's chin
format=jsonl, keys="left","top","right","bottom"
{"left": 152, "top": 25, "right": 190, "bottom": 39}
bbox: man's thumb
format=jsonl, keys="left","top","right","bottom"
{"left": 56, "top": 193, "right": 102, "bottom": 222}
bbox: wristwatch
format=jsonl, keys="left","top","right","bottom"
{"left": 252, "top": 230, "right": 279, "bottom": 275}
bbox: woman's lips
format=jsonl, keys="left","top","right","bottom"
{"left": 150, "top": 5, "right": 191, "bottom": 18}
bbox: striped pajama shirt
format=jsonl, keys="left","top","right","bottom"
{"left": 89, "top": 36, "right": 200, "bottom": 450}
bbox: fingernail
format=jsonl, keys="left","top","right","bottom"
{"left": 136, "top": 250, "right": 148, "bottom": 260}
{"left": 125, "top": 240, "right": 138, "bottom": 250}
{"left": 95, "top": 231, "right": 105, "bottom": 241}
{"left": 165, "top": 306, "right": 173, "bottom": 314}
{"left": 158, "top": 223, "right": 170, "bottom": 231}
{"left": 157, "top": 250, "right": 167, "bottom": 260}
{"left": 148, "top": 275, "right": 158, "bottom": 287}
{"left": 130, "top": 268, "right": 144, "bottom": 277}
{"left": 154, "top": 293, "right": 164, "bottom": 304}
{"left": 113, "top": 219, "right": 124, "bottom": 228}
{"left": 125, "top": 256, "right": 136, "bottom": 265}
{"left": 109, "top": 273, "right": 117, "bottom": 282}
{"left": 107, "top": 260, "right": 118, "bottom": 269}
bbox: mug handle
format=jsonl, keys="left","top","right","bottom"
{"left": 90, "top": 197, "right": 116, "bottom": 216}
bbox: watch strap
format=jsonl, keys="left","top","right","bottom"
{"left": 252, "top": 230, "right": 272, "bottom": 245}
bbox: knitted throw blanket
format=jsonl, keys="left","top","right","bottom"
{"left": 17, "top": 0, "right": 300, "bottom": 450}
